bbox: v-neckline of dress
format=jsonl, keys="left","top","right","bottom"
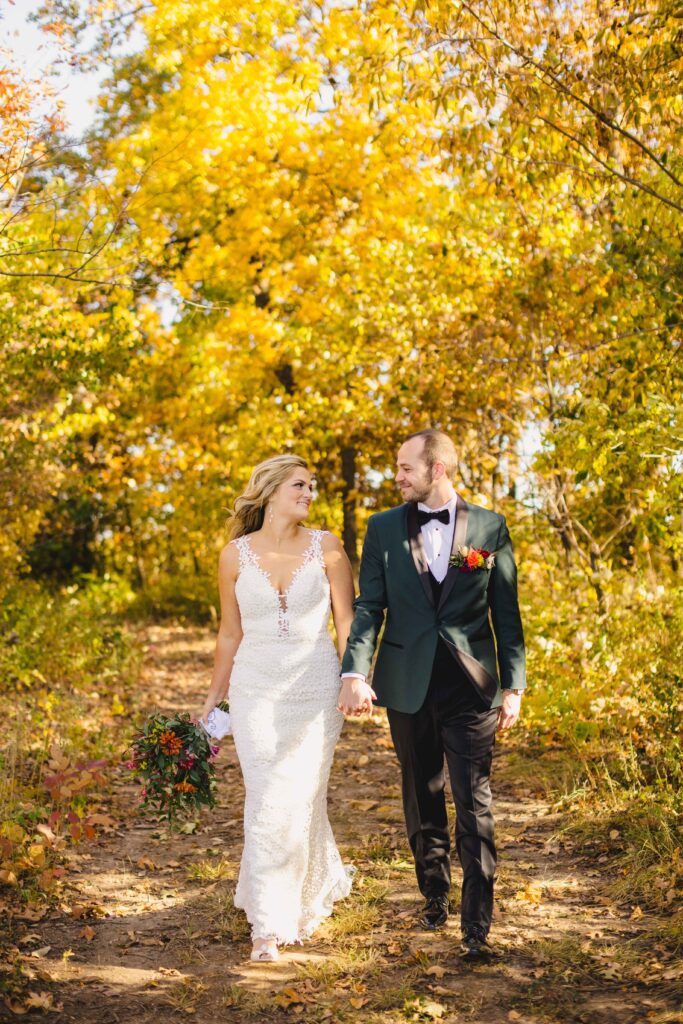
{"left": 243, "top": 530, "right": 317, "bottom": 600}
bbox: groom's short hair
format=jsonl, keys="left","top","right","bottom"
{"left": 405, "top": 428, "right": 457, "bottom": 479}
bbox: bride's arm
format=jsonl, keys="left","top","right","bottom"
{"left": 323, "top": 532, "right": 376, "bottom": 716}
{"left": 322, "top": 532, "right": 355, "bottom": 659}
{"left": 201, "top": 543, "right": 243, "bottom": 721}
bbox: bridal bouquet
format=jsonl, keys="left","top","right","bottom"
{"left": 125, "top": 704, "right": 229, "bottom": 822}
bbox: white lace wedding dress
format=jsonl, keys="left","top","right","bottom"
{"left": 228, "top": 528, "right": 353, "bottom": 944}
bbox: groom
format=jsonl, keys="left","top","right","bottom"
{"left": 339, "top": 429, "right": 526, "bottom": 958}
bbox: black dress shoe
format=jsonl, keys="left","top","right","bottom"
{"left": 419, "top": 894, "right": 449, "bottom": 930}
{"left": 460, "top": 924, "right": 492, "bottom": 959}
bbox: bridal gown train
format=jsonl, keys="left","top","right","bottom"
{"left": 228, "top": 528, "right": 352, "bottom": 944}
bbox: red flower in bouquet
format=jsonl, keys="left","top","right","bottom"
{"left": 449, "top": 546, "right": 495, "bottom": 573}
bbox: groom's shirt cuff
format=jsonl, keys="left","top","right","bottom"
{"left": 340, "top": 672, "right": 367, "bottom": 683}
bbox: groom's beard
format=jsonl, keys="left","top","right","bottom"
{"left": 398, "top": 473, "right": 434, "bottom": 504}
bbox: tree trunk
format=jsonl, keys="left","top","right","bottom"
{"left": 589, "top": 545, "right": 605, "bottom": 615}
{"left": 124, "top": 504, "right": 146, "bottom": 591}
{"left": 341, "top": 446, "right": 358, "bottom": 569}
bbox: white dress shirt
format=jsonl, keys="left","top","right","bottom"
{"left": 341, "top": 495, "right": 458, "bottom": 682}
{"left": 416, "top": 496, "right": 457, "bottom": 583}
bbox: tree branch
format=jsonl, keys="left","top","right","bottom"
{"left": 456, "top": 3, "right": 683, "bottom": 191}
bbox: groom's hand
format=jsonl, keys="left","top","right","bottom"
{"left": 338, "top": 678, "right": 377, "bottom": 717}
{"left": 497, "top": 690, "right": 522, "bottom": 731}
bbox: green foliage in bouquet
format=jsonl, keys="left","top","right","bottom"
{"left": 126, "top": 704, "right": 228, "bottom": 822}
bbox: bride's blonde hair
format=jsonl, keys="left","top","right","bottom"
{"left": 227, "top": 454, "right": 309, "bottom": 539}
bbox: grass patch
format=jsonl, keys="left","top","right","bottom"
{"left": 368, "top": 969, "right": 421, "bottom": 1012}
{"left": 324, "top": 898, "right": 382, "bottom": 938}
{"left": 201, "top": 890, "right": 250, "bottom": 942}
{"left": 511, "top": 932, "right": 683, "bottom": 1022}
{"left": 499, "top": 743, "right": 580, "bottom": 800}
{"left": 345, "top": 832, "right": 405, "bottom": 867}
{"left": 321, "top": 876, "right": 387, "bottom": 938}
{"left": 186, "top": 855, "right": 236, "bottom": 882}
{"left": 295, "top": 945, "right": 384, "bottom": 988}
{"left": 505, "top": 701, "right": 682, "bottom": 948}
{"left": 560, "top": 798, "right": 682, "bottom": 921}
{"left": 164, "top": 977, "right": 206, "bottom": 1011}
{"left": 354, "top": 877, "right": 389, "bottom": 904}
{"left": 221, "top": 983, "right": 276, "bottom": 1016}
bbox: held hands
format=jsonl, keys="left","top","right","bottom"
{"left": 497, "top": 690, "right": 522, "bottom": 732}
{"left": 337, "top": 678, "right": 377, "bottom": 717}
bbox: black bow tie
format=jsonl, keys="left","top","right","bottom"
{"left": 417, "top": 508, "right": 450, "bottom": 527}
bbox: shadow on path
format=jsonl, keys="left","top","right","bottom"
{"left": 10, "top": 625, "right": 681, "bottom": 1024}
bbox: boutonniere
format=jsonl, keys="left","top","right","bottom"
{"left": 449, "top": 546, "right": 495, "bottom": 572}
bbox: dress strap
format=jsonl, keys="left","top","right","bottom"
{"left": 232, "top": 535, "right": 257, "bottom": 572}
{"left": 309, "top": 529, "right": 327, "bottom": 566}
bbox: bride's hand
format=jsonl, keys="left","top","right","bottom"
{"left": 337, "top": 678, "right": 376, "bottom": 717}
{"left": 199, "top": 702, "right": 216, "bottom": 725}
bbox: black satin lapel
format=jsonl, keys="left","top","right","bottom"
{"left": 407, "top": 502, "right": 434, "bottom": 606}
{"left": 438, "top": 497, "right": 469, "bottom": 609}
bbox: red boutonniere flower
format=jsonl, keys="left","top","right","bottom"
{"left": 449, "top": 546, "right": 495, "bottom": 573}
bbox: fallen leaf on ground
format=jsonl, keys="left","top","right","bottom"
{"left": 350, "top": 800, "right": 378, "bottom": 811}
{"left": 4, "top": 998, "right": 28, "bottom": 1015}
{"left": 417, "top": 1000, "right": 446, "bottom": 1020}
{"left": 274, "top": 988, "right": 306, "bottom": 1007}
{"left": 597, "top": 964, "right": 622, "bottom": 981}
{"left": 80, "top": 926, "right": 96, "bottom": 942}
{"left": 15, "top": 906, "right": 47, "bottom": 922}
{"left": 24, "top": 992, "right": 54, "bottom": 1010}
{"left": 513, "top": 883, "right": 543, "bottom": 905}
{"left": 425, "top": 965, "right": 447, "bottom": 978}
{"left": 89, "top": 813, "right": 117, "bottom": 828}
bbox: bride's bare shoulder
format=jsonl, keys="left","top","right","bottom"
{"left": 319, "top": 530, "right": 346, "bottom": 560}
{"left": 218, "top": 539, "right": 241, "bottom": 576}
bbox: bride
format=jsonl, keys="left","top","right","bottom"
{"left": 200, "top": 454, "right": 374, "bottom": 961}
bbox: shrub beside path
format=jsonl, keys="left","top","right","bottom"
{"left": 7, "top": 625, "right": 681, "bottom": 1024}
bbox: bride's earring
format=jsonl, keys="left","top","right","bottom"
{"left": 267, "top": 504, "right": 274, "bottom": 525}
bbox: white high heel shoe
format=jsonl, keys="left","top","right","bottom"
{"left": 250, "top": 937, "right": 279, "bottom": 962}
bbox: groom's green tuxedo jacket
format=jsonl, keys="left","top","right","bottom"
{"left": 341, "top": 498, "right": 526, "bottom": 712}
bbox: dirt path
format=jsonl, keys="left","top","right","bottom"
{"left": 10, "top": 625, "right": 681, "bottom": 1024}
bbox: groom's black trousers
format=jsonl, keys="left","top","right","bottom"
{"left": 387, "top": 637, "right": 499, "bottom": 933}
